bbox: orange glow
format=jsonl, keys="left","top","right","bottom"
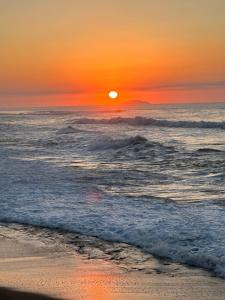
{"left": 72, "top": 267, "right": 121, "bottom": 300}
{"left": 1, "top": 1, "right": 225, "bottom": 106}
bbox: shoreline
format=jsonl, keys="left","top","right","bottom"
{"left": 1, "top": 223, "right": 225, "bottom": 299}
{"left": 0, "top": 222, "right": 222, "bottom": 278}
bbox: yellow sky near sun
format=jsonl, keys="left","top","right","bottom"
{"left": 0, "top": 0, "right": 225, "bottom": 106}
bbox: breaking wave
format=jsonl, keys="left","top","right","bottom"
{"left": 73, "top": 116, "right": 225, "bottom": 129}
{"left": 2, "top": 198, "right": 225, "bottom": 277}
{"left": 90, "top": 135, "right": 173, "bottom": 152}
{"left": 90, "top": 135, "right": 147, "bottom": 150}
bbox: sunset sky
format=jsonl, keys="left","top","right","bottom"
{"left": 1, "top": 0, "right": 225, "bottom": 107}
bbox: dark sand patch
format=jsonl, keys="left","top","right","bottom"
{"left": 0, "top": 287, "right": 60, "bottom": 300}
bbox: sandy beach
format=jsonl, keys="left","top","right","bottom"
{"left": 1, "top": 225, "right": 225, "bottom": 300}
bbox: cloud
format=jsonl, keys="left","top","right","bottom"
{"left": 0, "top": 88, "right": 83, "bottom": 97}
{"left": 134, "top": 80, "right": 225, "bottom": 91}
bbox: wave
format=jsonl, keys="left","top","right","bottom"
{"left": 56, "top": 126, "right": 88, "bottom": 134}
{"left": 27, "top": 110, "right": 76, "bottom": 116}
{"left": 1, "top": 199, "right": 225, "bottom": 277}
{"left": 90, "top": 135, "right": 173, "bottom": 152}
{"left": 196, "top": 148, "right": 224, "bottom": 153}
{"left": 90, "top": 135, "right": 147, "bottom": 150}
{"left": 24, "top": 109, "right": 125, "bottom": 117}
{"left": 73, "top": 116, "right": 225, "bottom": 129}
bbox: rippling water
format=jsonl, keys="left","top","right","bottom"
{"left": 1, "top": 103, "right": 225, "bottom": 276}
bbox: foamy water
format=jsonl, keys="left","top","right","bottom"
{"left": 1, "top": 103, "right": 225, "bottom": 276}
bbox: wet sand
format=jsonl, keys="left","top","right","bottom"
{"left": 1, "top": 226, "right": 225, "bottom": 299}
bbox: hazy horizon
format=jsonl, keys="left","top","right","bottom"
{"left": 1, "top": 99, "right": 225, "bottom": 110}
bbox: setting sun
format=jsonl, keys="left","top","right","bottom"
{"left": 108, "top": 91, "right": 118, "bottom": 99}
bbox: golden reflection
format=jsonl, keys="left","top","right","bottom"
{"left": 73, "top": 268, "right": 120, "bottom": 300}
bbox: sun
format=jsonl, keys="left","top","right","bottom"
{"left": 108, "top": 91, "right": 118, "bottom": 99}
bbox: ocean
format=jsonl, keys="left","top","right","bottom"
{"left": 1, "top": 103, "right": 225, "bottom": 276}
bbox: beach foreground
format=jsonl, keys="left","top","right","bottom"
{"left": 0, "top": 287, "right": 60, "bottom": 300}
{"left": 1, "top": 226, "right": 225, "bottom": 300}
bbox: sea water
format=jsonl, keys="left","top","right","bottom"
{"left": 1, "top": 103, "right": 225, "bottom": 276}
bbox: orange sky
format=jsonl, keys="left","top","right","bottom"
{"left": 0, "top": 0, "right": 225, "bottom": 107}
